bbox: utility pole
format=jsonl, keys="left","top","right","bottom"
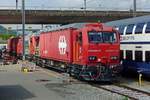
{"left": 84, "top": 0, "right": 86, "bottom": 10}
{"left": 22, "top": 0, "right": 25, "bottom": 60}
{"left": 16, "top": 0, "right": 18, "bottom": 10}
{"left": 133, "top": 0, "right": 136, "bottom": 17}
{"left": 16, "top": 0, "right": 18, "bottom": 36}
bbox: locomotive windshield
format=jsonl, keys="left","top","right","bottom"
{"left": 88, "top": 32, "right": 117, "bottom": 43}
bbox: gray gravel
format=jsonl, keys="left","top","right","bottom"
{"left": 45, "top": 82, "right": 125, "bottom": 100}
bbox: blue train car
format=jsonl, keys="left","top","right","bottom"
{"left": 105, "top": 15, "right": 150, "bottom": 76}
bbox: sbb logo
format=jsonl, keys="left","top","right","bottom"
{"left": 58, "top": 36, "right": 67, "bottom": 55}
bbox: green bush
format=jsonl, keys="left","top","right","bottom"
{"left": 0, "top": 34, "right": 16, "bottom": 40}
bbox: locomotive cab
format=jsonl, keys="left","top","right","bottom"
{"left": 73, "top": 23, "right": 120, "bottom": 81}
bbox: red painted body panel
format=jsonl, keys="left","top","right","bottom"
{"left": 7, "top": 38, "right": 12, "bottom": 52}
{"left": 87, "top": 44, "right": 120, "bottom": 65}
{"left": 17, "top": 38, "right": 23, "bottom": 55}
{"left": 7, "top": 37, "right": 19, "bottom": 54}
{"left": 40, "top": 29, "right": 73, "bottom": 63}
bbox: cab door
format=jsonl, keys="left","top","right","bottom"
{"left": 73, "top": 32, "right": 83, "bottom": 63}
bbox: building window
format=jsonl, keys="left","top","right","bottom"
{"left": 126, "top": 50, "right": 132, "bottom": 60}
{"left": 135, "top": 23, "right": 145, "bottom": 34}
{"left": 118, "top": 25, "right": 125, "bottom": 35}
{"left": 145, "top": 22, "right": 150, "bottom": 33}
{"left": 126, "top": 24, "right": 134, "bottom": 35}
{"left": 135, "top": 51, "right": 143, "bottom": 62}
{"left": 145, "top": 51, "right": 150, "bottom": 62}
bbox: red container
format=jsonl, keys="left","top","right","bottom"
{"left": 40, "top": 28, "right": 73, "bottom": 63}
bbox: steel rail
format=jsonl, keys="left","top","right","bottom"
{"left": 91, "top": 83, "right": 150, "bottom": 100}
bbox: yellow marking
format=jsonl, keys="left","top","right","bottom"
{"left": 23, "top": 68, "right": 28, "bottom": 73}
{"left": 138, "top": 73, "right": 142, "bottom": 86}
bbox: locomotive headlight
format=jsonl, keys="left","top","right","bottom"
{"left": 88, "top": 56, "right": 97, "bottom": 61}
{"left": 111, "top": 56, "right": 118, "bottom": 60}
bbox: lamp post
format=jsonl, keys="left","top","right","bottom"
{"left": 22, "top": 0, "right": 25, "bottom": 60}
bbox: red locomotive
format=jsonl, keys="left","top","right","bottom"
{"left": 7, "top": 23, "right": 121, "bottom": 81}
{"left": 35, "top": 23, "right": 120, "bottom": 81}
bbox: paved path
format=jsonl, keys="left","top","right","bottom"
{"left": 0, "top": 64, "right": 65, "bottom": 100}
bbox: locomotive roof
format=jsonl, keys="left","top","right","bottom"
{"left": 59, "top": 23, "right": 87, "bottom": 29}
{"left": 43, "top": 23, "right": 88, "bottom": 32}
{"left": 105, "top": 15, "right": 150, "bottom": 27}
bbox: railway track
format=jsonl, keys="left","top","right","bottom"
{"left": 43, "top": 69, "right": 150, "bottom": 100}
{"left": 91, "top": 84, "right": 150, "bottom": 100}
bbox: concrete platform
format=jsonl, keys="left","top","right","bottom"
{"left": 118, "top": 76, "right": 150, "bottom": 93}
{"left": 0, "top": 64, "right": 64, "bottom": 100}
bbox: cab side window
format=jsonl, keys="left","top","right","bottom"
{"left": 76, "top": 32, "right": 82, "bottom": 44}
{"left": 145, "top": 51, "right": 150, "bottom": 62}
{"left": 145, "top": 22, "right": 150, "bottom": 33}
{"left": 126, "top": 24, "right": 134, "bottom": 35}
{"left": 135, "top": 23, "right": 145, "bottom": 34}
{"left": 126, "top": 50, "right": 132, "bottom": 60}
{"left": 135, "top": 51, "right": 143, "bottom": 62}
{"left": 118, "top": 25, "right": 125, "bottom": 35}
{"left": 120, "top": 50, "right": 124, "bottom": 60}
